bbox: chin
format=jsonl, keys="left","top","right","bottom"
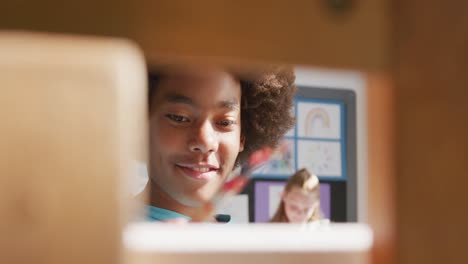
{"left": 178, "top": 193, "right": 211, "bottom": 208}
{"left": 288, "top": 217, "right": 304, "bottom": 223}
{"left": 176, "top": 180, "right": 223, "bottom": 207}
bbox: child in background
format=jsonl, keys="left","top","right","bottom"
{"left": 270, "top": 168, "right": 322, "bottom": 223}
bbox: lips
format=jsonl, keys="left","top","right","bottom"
{"left": 175, "top": 163, "right": 219, "bottom": 181}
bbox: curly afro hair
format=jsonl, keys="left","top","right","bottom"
{"left": 235, "top": 65, "right": 296, "bottom": 165}
{"left": 148, "top": 64, "right": 296, "bottom": 167}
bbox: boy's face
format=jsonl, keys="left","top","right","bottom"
{"left": 149, "top": 67, "right": 244, "bottom": 207}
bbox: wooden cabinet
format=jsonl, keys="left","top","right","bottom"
{"left": 2, "top": 0, "right": 389, "bottom": 69}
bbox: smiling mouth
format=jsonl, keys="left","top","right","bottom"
{"left": 175, "top": 164, "right": 219, "bottom": 181}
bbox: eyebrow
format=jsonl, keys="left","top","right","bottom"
{"left": 164, "top": 93, "right": 240, "bottom": 110}
{"left": 164, "top": 93, "right": 195, "bottom": 106}
{"left": 218, "top": 98, "right": 240, "bottom": 110}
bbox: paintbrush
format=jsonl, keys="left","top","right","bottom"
{"left": 213, "top": 141, "right": 290, "bottom": 212}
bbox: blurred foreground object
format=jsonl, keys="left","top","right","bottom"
{"left": 1, "top": 0, "right": 389, "bottom": 70}
{"left": 0, "top": 31, "right": 147, "bottom": 264}
{"left": 124, "top": 223, "right": 372, "bottom": 264}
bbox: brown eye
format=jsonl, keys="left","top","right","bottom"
{"left": 166, "top": 114, "right": 189, "bottom": 123}
{"left": 217, "top": 119, "right": 235, "bottom": 127}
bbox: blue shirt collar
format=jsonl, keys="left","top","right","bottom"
{"left": 147, "top": 205, "right": 192, "bottom": 222}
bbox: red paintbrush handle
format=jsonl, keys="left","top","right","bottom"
{"left": 222, "top": 176, "right": 250, "bottom": 193}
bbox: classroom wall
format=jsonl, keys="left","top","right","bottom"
{"left": 294, "top": 67, "right": 367, "bottom": 222}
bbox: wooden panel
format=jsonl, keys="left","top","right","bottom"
{"left": 366, "top": 73, "right": 396, "bottom": 264}
{"left": 1, "top": 0, "right": 390, "bottom": 70}
{"left": 394, "top": 1, "right": 468, "bottom": 263}
{"left": 127, "top": 252, "right": 368, "bottom": 264}
{"left": 0, "top": 32, "right": 147, "bottom": 264}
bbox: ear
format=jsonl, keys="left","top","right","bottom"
{"left": 239, "top": 134, "right": 245, "bottom": 152}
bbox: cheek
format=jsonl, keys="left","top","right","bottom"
{"left": 226, "top": 128, "right": 242, "bottom": 151}
{"left": 285, "top": 204, "right": 296, "bottom": 216}
{"left": 285, "top": 206, "right": 300, "bottom": 222}
{"left": 286, "top": 203, "right": 304, "bottom": 216}
{"left": 218, "top": 134, "right": 242, "bottom": 161}
{"left": 150, "top": 118, "right": 185, "bottom": 154}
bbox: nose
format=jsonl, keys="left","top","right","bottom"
{"left": 188, "top": 121, "right": 219, "bottom": 154}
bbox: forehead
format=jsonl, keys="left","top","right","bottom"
{"left": 153, "top": 66, "right": 241, "bottom": 105}
{"left": 285, "top": 187, "right": 316, "bottom": 204}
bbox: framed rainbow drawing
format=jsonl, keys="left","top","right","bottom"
{"left": 248, "top": 85, "right": 357, "bottom": 222}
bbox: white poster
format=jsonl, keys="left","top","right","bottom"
{"left": 284, "top": 105, "right": 296, "bottom": 137}
{"left": 297, "top": 140, "right": 342, "bottom": 177}
{"left": 268, "top": 185, "right": 285, "bottom": 218}
{"left": 215, "top": 194, "right": 249, "bottom": 223}
{"left": 253, "top": 138, "right": 295, "bottom": 175}
{"left": 297, "top": 102, "right": 341, "bottom": 139}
